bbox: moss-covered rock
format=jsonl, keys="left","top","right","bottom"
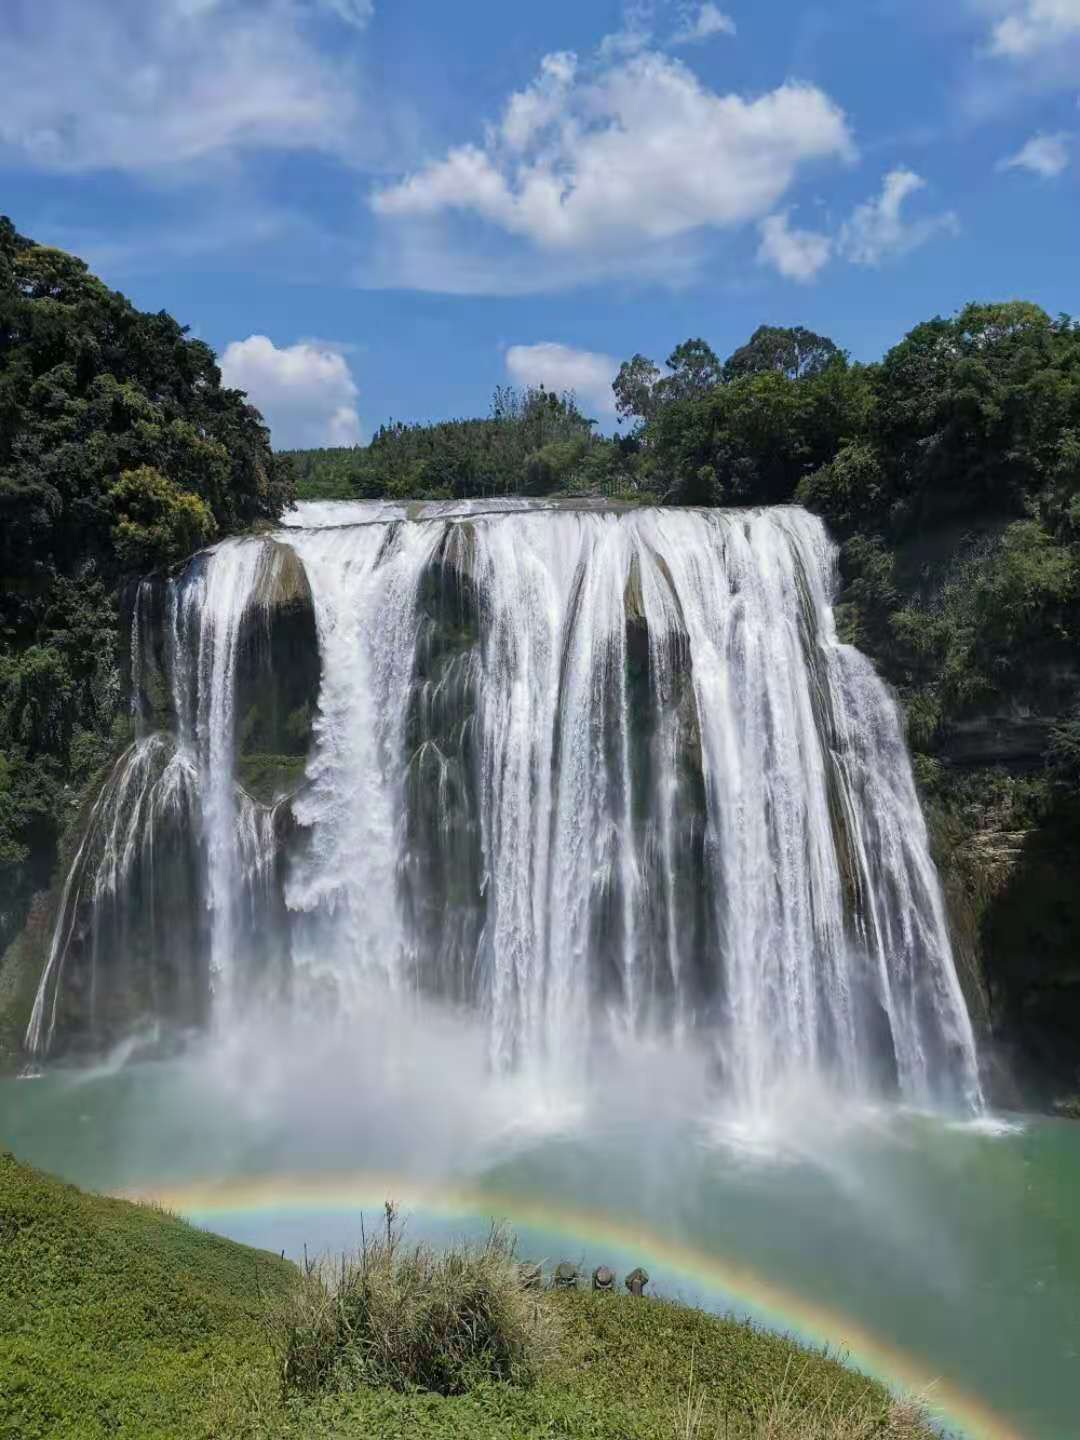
{"left": 618, "top": 551, "right": 714, "bottom": 1028}
{"left": 402, "top": 523, "right": 485, "bottom": 1004}
{"left": 235, "top": 752, "right": 310, "bottom": 805}
{"left": 233, "top": 541, "right": 320, "bottom": 763}
{"left": 0, "top": 723, "right": 140, "bottom": 1071}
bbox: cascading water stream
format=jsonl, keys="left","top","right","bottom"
{"left": 25, "top": 500, "right": 983, "bottom": 1114}
{"left": 281, "top": 521, "right": 437, "bottom": 999}
{"left": 24, "top": 733, "right": 201, "bottom": 1056}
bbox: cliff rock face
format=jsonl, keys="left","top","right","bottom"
{"left": 931, "top": 767, "right": 1080, "bottom": 1110}
{"left": 873, "top": 521, "right": 1080, "bottom": 1113}
{"left": 976, "top": 817, "right": 1080, "bottom": 1106}
{"left": 939, "top": 715, "right": 1057, "bottom": 769}
{"left": 231, "top": 542, "right": 320, "bottom": 804}
{"left": 0, "top": 895, "right": 52, "bottom": 1070}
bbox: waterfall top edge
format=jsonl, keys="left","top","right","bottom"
{"left": 277, "top": 497, "right": 818, "bottom": 533}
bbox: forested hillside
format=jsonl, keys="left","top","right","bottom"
{"left": 0, "top": 218, "right": 293, "bottom": 1030}
{"left": 281, "top": 384, "right": 628, "bottom": 501}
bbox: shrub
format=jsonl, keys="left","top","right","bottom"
{"left": 972, "top": 520, "right": 1076, "bottom": 656}
{"left": 109, "top": 464, "right": 217, "bottom": 570}
{"left": 796, "top": 440, "right": 886, "bottom": 535}
{"left": 272, "top": 1206, "right": 559, "bottom": 1399}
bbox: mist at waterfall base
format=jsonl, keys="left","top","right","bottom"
{"left": 4, "top": 500, "right": 1080, "bottom": 1439}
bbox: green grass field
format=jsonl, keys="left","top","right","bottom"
{"left": 0, "top": 1152, "right": 932, "bottom": 1439}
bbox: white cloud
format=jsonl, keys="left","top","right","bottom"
{"left": 599, "top": 2, "right": 656, "bottom": 58}
{"left": 757, "top": 211, "right": 832, "bottom": 282}
{"left": 372, "top": 50, "right": 855, "bottom": 266}
{"left": 499, "top": 52, "right": 579, "bottom": 152}
{"left": 671, "top": 4, "right": 737, "bottom": 44}
{"left": 999, "top": 130, "right": 1071, "bottom": 174}
{"left": 983, "top": 0, "right": 1080, "bottom": 57}
{"left": 0, "top": 0, "right": 364, "bottom": 173}
{"left": 220, "top": 336, "right": 362, "bottom": 449}
{"left": 839, "top": 168, "right": 959, "bottom": 267}
{"left": 357, "top": 218, "right": 709, "bottom": 295}
{"left": 505, "top": 343, "right": 619, "bottom": 414}
{"left": 318, "top": 0, "right": 375, "bottom": 26}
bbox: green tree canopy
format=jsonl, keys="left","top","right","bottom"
{"left": 723, "top": 325, "right": 843, "bottom": 382}
{"left": 0, "top": 216, "right": 293, "bottom": 962}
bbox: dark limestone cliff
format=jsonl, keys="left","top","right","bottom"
{"left": 931, "top": 785, "right": 1080, "bottom": 1110}
{"left": 919, "top": 684, "right": 1080, "bottom": 1109}
{"left": 232, "top": 541, "right": 320, "bottom": 804}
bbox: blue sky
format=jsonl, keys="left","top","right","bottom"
{"left": 2, "top": 0, "right": 1078, "bottom": 446}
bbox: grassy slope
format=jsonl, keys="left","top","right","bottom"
{"left": 0, "top": 1153, "right": 930, "bottom": 1439}
{"left": 0, "top": 1152, "right": 293, "bottom": 1439}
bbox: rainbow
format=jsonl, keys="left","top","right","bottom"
{"left": 133, "top": 1170, "right": 1024, "bottom": 1440}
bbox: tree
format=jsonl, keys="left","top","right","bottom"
{"left": 724, "top": 325, "right": 843, "bottom": 382}
{"left": 795, "top": 440, "right": 887, "bottom": 536}
{"left": 613, "top": 353, "right": 663, "bottom": 425}
{"left": 874, "top": 301, "right": 1077, "bottom": 533}
{"left": 662, "top": 338, "right": 722, "bottom": 403}
{"left": 109, "top": 466, "right": 218, "bottom": 571}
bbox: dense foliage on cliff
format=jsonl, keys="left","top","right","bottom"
{"left": 0, "top": 217, "right": 293, "bottom": 963}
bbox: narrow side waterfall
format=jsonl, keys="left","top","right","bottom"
{"left": 26, "top": 500, "right": 983, "bottom": 1112}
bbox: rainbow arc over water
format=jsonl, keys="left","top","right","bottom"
{"left": 137, "top": 1170, "right": 1026, "bottom": 1440}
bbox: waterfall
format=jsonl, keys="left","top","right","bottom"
{"left": 26, "top": 500, "right": 982, "bottom": 1112}
{"left": 172, "top": 538, "right": 281, "bottom": 1007}
{"left": 25, "top": 734, "right": 203, "bottom": 1056}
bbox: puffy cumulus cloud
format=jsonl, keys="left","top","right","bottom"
{"left": 372, "top": 51, "right": 854, "bottom": 263}
{"left": 839, "top": 169, "right": 959, "bottom": 267}
{"left": 0, "top": 0, "right": 365, "bottom": 173}
{"left": 999, "top": 130, "right": 1071, "bottom": 174}
{"left": 220, "top": 336, "right": 362, "bottom": 449}
{"left": 983, "top": 0, "right": 1080, "bottom": 57}
{"left": 756, "top": 211, "right": 832, "bottom": 283}
{"left": 505, "top": 342, "right": 619, "bottom": 414}
{"left": 671, "top": 3, "right": 737, "bottom": 44}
